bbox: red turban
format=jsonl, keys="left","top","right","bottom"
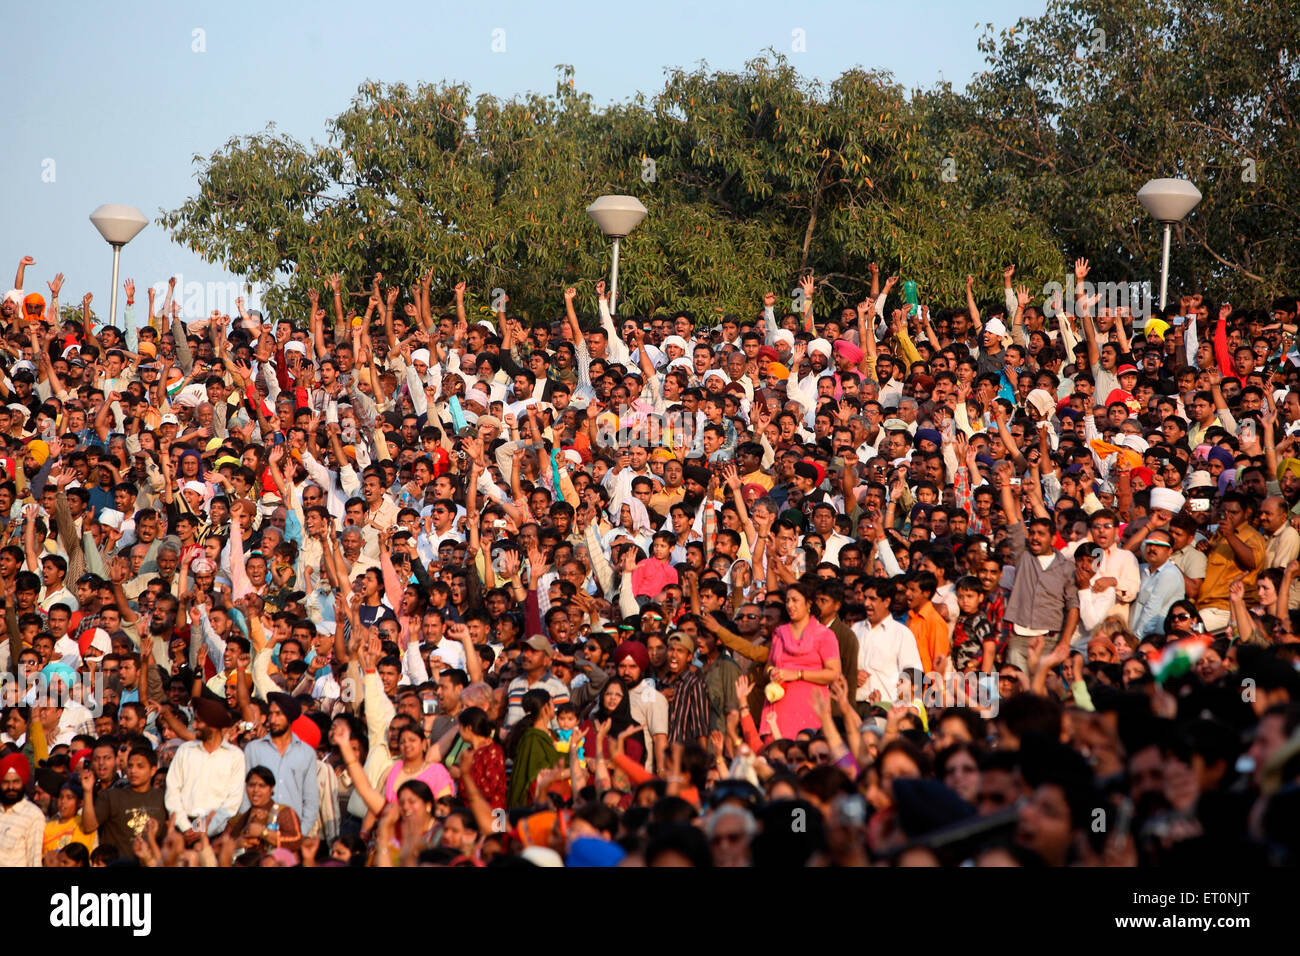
{"left": 292, "top": 715, "right": 321, "bottom": 749}
{"left": 0, "top": 753, "right": 30, "bottom": 786}
{"left": 612, "top": 640, "right": 650, "bottom": 673}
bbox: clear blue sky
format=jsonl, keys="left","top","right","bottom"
{"left": 2, "top": 0, "right": 1044, "bottom": 319}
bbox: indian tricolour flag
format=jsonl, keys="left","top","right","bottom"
{"left": 1148, "top": 634, "right": 1212, "bottom": 684}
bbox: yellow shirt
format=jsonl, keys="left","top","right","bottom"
{"left": 1200, "top": 524, "right": 1267, "bottom": 611}
{"left": 649, "top": 485, "right": 685, "bottom": 516}
{"left": 43, "top": 815, "right": 96, "bottom": 855}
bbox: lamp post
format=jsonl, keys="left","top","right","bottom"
{"left": 1136, "top": 178, "right": 1201, "bottom": 311}
{"left": 585, "top": 195, "right": 647, "bottom": 316}
{"left": 89, "top": 204, "right": 149, "bottom": 329}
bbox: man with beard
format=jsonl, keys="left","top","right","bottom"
{"left": 0, "top": 753, "right": 43, "bottom": 866}
{"left": 164, "top": 696, "right": 246, "bottom": 842}
{"left": 240, "top": 693, "right": 320, "bottom": 835}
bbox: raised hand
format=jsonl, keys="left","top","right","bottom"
{"left": 734, "top": 673, "right": 752, "bottom": 702}
{"left": 1074, "top": 258, "right": 1090, "bottom": 283}
{"left": 798, "top": 274, "right": 815, "bottom": 303}
{"left": 722, "top": 462, "right": 742, "bottom": 490}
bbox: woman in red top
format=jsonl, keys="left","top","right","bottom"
{"left": 457, "top": 707, "right": 506, "bottom": 810}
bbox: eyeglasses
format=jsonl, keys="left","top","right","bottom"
{"left": 736, "top": 612, "right": 759, "bottom": 619}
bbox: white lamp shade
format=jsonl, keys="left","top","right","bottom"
{"left": 586, "top": 195, "right": 647, "bottom": 238}
{"left": 89, "top": 204, "right": 149, "bottom": 245}
{"left": 1137, "top": 179, "right": 1202, "bottom": 223}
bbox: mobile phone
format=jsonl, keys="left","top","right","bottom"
{"left": 1009, "top": 477, "right": 1021, "bottom": 486}
{"left": 1172, "top": 316, "right": 1184, "bottom": 326}
{"left": 1189, "top": 498, "right": 1210, "bottom": 512}
{"left": 422, "top": 699, "right": 437, "bottom": 715}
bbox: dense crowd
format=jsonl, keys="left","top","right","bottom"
{"left": 1, "top": 251, "right": 1299, "bottom": 868}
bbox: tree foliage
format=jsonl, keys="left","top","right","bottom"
{"left": 164, "top": 3, "right": 1298, "bottom": 324}
{"left": 958, "top": 0, "right": 1300, "bottom": 298}
{"left": 161, "top": 57, "right": 1059, "bottom": 324}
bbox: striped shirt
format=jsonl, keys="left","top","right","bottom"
{"left": 664, "top": 667, "right": 710, "bottom": 746}
{"left": 503, "top": 670, "right": 570, "bottom": 729}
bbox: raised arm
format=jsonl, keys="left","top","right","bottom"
{"left": 1074, "top": 259, "right": 1100, "bottom": 369}
{"left": 965, "top": 274, "right": 981, "bottom": 331}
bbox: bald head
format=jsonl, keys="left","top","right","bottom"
{"left": 1261, "top": 496, "right": 1289, "bottom": 533}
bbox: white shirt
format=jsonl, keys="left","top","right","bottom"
{"left": 39, "top": 585, "right": 79, "bottom": 613}
{"left": 822, "top": 532, "right": 855, "bottom": 566}
{"left": 0, "top": 798, "right": 45, "bottom": 867}
{"left": 1075, "top": 571, "right": 1118, "bottom": 648}
{"left": 628, "top": 679, "right": 669, "bottom": 773}
{"left": 164, "top": 739, "right": 247, "bottom": 834}
{"left": 853, "top": 616, "right": 924, "bottom": 703}
{"left": 932, "top": 583, "right": 959, "bottom": 622}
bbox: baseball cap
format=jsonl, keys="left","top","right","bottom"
{"left": 666, "top": 632, "right": 696, "bottom": 655}
{"left": 522, "top": 635, "right": 554, "bottom": 656}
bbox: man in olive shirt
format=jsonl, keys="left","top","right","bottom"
{"left": 80, "top": 744, "right": 167, "bottom": 860}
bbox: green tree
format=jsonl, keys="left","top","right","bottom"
{"left": 162, "top": 55, "right": 1061, "bottom": 325}
{"left": 957, "top": 0, "right": 1300, "bottom": 300}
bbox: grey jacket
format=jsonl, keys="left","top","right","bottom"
{"left": 1004, "top": 521, "right": 1079, "bottom": 632}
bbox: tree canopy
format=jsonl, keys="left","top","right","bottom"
{"left": 162, "top": 0, "right": 1298, "bottom": 324}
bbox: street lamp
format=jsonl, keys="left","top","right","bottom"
{"left": 1137, "top": 178, "right": 1201, "bottom": 311}
{"left": 586, "top": 195, "right": 647, "bottom": 316}
{"left": 89, "top": 204, "right": 149, "bottom": 329}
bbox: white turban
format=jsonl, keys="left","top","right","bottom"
{"left": 1121, "top": 434, "right": 1150, "bottom": 455}
{"left": 1149, "top": 487, "right": 1186, "bottom": 513}
{"left": 1026, "top": 389, "right": 1056, "bottom": 418}
{"left": 809, "top": 338, "right": 832, "bottom": 359}
{"left": 411, "top": 348, "right": 431, "bottom": 366}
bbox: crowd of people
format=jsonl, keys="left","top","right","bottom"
{"left": 1, "top": 250, "right": 1298, "bottom": 868}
